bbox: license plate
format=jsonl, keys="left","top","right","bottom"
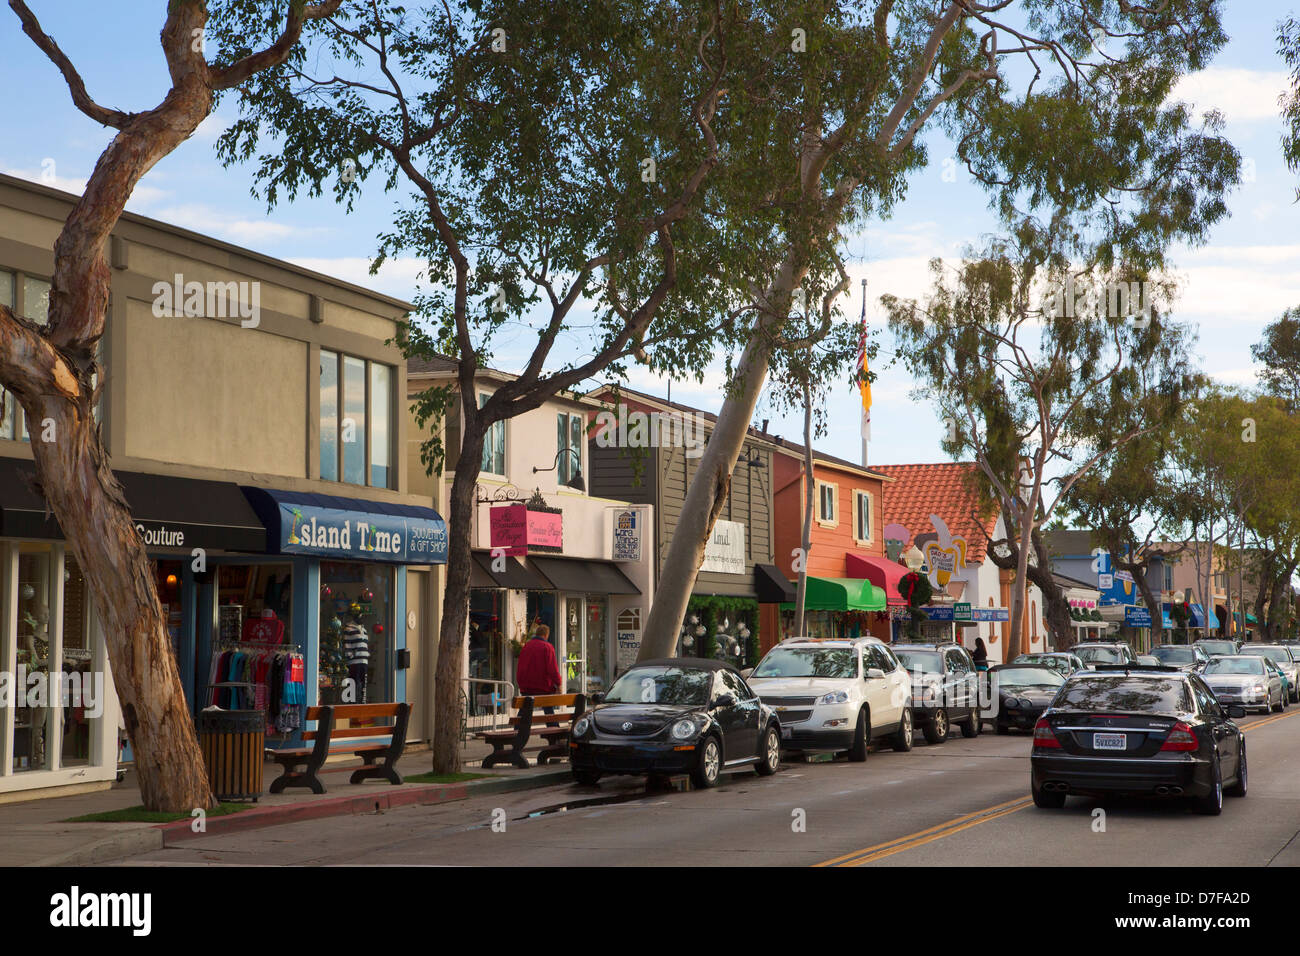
{"left": 1093, "top": 733, "right": 1127, "bottom": 750}
{"left": 781, "top": 726, "right": 792, "bottom": 739}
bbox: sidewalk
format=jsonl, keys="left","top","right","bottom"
{"left": 0, "top": 739, "right": 573, "bottom": 867}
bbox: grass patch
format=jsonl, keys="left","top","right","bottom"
{"left": 403, "top": 771, "right": 492, "bottom": 785}
{"left": 65, "top": 802, "right": 253, "bottom": 824}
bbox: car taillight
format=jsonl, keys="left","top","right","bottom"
{"left": 1032, "top": 718, "right": 1060, "bottom": 748}
{"left": 1160, "top": 721, "right": 1198, "bottom": 752}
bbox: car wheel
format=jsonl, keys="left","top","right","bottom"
{"left": 691, "top": 735, "right": 722, "bottom": 789}
{"left": 923, "top": 707, "right": 949, "bottom": 744}
{"left": 572, "top": 769, "right": 601, "bottom": 787}
{"left": 1194, "top": 755, "right": 1224, "bottom": 816}
{"left": 848, "top": 709, "right": 869, "bottom": 762}
{"left": 891, "top": 707, "right": 914, "bottom": 752}
{"left": 755, "top": 725, "right": 781, "bottom": 776}
{"left": 1291, "top": 687, "right": 1299, "bottom": 704}
{"left": 1226, "top": 740, "right": 1247, "bottom": 797}
{"left": 960, "top": 706, "right": 981, "bottom": 738}
{"left": 1273, "top": 692, "right": 1284, "bottom": 713}
{"left": 1032, "top": 779, "right": 1065, "bottom": 809}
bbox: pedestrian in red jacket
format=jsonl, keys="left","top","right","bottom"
{"left": 517, "top": 625, "right": 561, "bottom": 696}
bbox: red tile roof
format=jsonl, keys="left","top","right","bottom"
{"left": 870, "top": 462, "right": 1001, "bottom": 565}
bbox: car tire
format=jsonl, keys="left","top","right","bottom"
{"left": 1226, "top": 741, "right": 1247, "bottom": 797}
{"left": 1291, "top": 687, "right": 1299, "bottom": 704}
{"left": 1194, "top": 755, "right": 1224, "bottom": 816}
{"left": 572, "top": 769, "right": 601, "bottom": 787}
{"left": 960, "top": 706, "right": 981, "bottom": 738}
{"left": 891, "top": 707, "right": 914, "bottom": 752}
{"left": 755, "top": 724, "right": 781, "bottom": 776}
{"left": 691, "top": 734, "right": 722, "bottom": 789}
{"left": 848, "top": 709, "right": 869, "bottom": 762}
{"left": 923, "top": 707, "right": 949, "bottom": 744}
{"left": 1272, "top": 692, "right": 1284, "bottom": 713}
{"left": 1032, "top": 780, "right": 1065, "bottom": 809}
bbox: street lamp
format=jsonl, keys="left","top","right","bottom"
{"left": 903, "top": 544, "right": 925, "bottom": 572}
{"left": 533, "top": 447, "right": 585, "bottom": 492}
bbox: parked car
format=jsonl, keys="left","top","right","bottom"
{"left": 1236, "top": 644, "right": 1300, "bottom": 703}
{"left": 1200, "top": 656, "right": 1284, "bottom": 714}
{"left": 1195, "top": 638, "right": 1240, "bottom": 658}
{"left": 893, "top": 643, "right": 982, "bottom": 743}
{"left": 1148, "top": 643, "right": 1210, "bottom": 673}
{"left": 1072, "top": 642, "right": 1138, "bottom": 668}
{"left": 747, "top": 637, "right": 914, "bottom": 759}
{"left": 569, "top": 658, "right": 781, "bottom": 788}
{"left": 1030, "top": 664, "right": 1247, "bottom": 815}
{"left": 989, "top": 663, "right": 1066, "bottom": 734}
{"left": 1013, "top": 652, "right": 1086, "bottom": 677}
{"left": 1262, "top": 658, "right": 1292, "bottom": 708}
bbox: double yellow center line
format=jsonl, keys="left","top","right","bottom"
{"left": 817, "top": 709, "right": 1300, "bottom": 867}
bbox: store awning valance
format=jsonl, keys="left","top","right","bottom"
{"left": 470, "top": 551, "right": 551, "bottom": 590}
{"left": 754, "top": 563, "right": 796, "bottom": 603}
{"left": 242, "top": 487, "right": 447, "bottom": 564}
{"left": 530, "top": 555, "right": 640, "bottom": 594}
{"left": 845, "top": 553, "right": 909, "bottom": 606}
{"left": 0, "top": 460, "right": 265, "bottom": 551}
{"left": 781, "top": 576, "right": 886, "bottom": 612}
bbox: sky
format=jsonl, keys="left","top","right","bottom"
{"left": 2, "top": 1, "right": 1298, "bottom": 473}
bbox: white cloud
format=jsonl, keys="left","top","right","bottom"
{"left": 288, "top": 255, "right": 428, "bottom": 299}
{"left": 1, "top": 163, "right": 168, "bottom": 206}
{"left": 1172, "top": 67, "right": 1290, "bottom": 124}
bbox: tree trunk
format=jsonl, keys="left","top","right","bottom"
{"left": 793, "top": 385, "right": 813, "bottom": 636}
{"left": 430, "top": 423, "right": 486, "bottom": 774}
{"left": 1029, "top": 532, "right": 1073, "bottom": 649}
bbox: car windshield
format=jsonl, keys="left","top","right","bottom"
{"left": 995, "top": 667, "right": 1065, "bottom": 690}
{"left": 1151, "top": 646, "right": 1195, "bottom": 663}
{"left": 1055, "top": 676, "right": 1192, "bottom": 714}
{"left": 751, "top": 647, "right": 857, "bottom": 679}
{"left": 604, "top": 666, "right": 713, "bottom": 705}
{"left": 1198, "top": 641, "right": 1236, "bottom": 656}
{"left": 1075, "top": 646, "right": 1124, "bottom": 663}
{"left": 1204, "top": 658, "right": 1265, "bottom": 676}
{"left": 894, "top": 649, "right": 943, "bottom": 673}
{"left": 1240, "top": 646, "right": 1290, "bottom": 665}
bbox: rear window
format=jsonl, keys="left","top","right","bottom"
{"left": 1151, "top": 646, "right": 1195, "bottom": 664}
{"left": 1240, "top": 646, "right": 1291, "bottom": 665}
{"left": 1075, "top": 646, "right": 1124, "bottom": 663}
{"left": 1055, "top": 676, "right": 1192, "bottom": 714}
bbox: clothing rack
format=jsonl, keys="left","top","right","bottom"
{"left": 215, "top": 638, "right": 302, "bottom": 652}
{"left": 206, "top": 641, "right": 307, "bottom": 740}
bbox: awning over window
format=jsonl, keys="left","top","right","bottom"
{"left": 754, "top": 563, "right": 795, "bottom": 603}
{"left": 470, "top": 551, "right": 551, "bottom": 590}
{"left": 530, "top": 555, "right": 640, "bottom": 594}
{"left": 0, "top": 461, "right": 265, "bottom": 551}
{"left": 846, "top": 553, "right": 909, "bottom": 606}
{"left": 242, "top": 487, "right": 447, "bottom": 564}
{"left": 781, "top": 576, "right": 886, "bottom": 612}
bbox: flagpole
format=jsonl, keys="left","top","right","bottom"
{"left": 860, "top": 277, "right": 869, "bottom": 467}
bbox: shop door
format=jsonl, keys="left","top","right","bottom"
{"left": 406, "top": 570, "right": 427, "bottom": 743}
{"left": 563, "top": 596, "right": 585, "bottom": 695}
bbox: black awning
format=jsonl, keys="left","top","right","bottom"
{"left": 754, "top": 563, "right": 796, "bottom": 603}
{"left": 471, "top": 551, "right": 552, "bottom": 590}
{"left": 0, "top": 461, "right": 265, "bottom": 551}
{"left": 530, "top": 555, "right": 640, "bottom": 595}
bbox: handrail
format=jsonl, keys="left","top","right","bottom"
{"left": 462, "top": 677, "right": 516, "bottom": 736}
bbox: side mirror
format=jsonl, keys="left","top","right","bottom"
{"left": 1227, "top": 705, "right": 1247, "bottom": 719}
{"left": 739, "top": 668, "right": 753, "bottom": 679}
{"left": 865, "top": 668, "right": 886, "bottom": 679}
{"left": 713, "top": 693, "right": 736, "bottom": 709}
{"left": 590, "top": 693, "right": 604, "bottom": 705}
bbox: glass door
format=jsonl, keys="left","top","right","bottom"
{"left": 585, "top": 596, "right": 610, "bottom": 695}
{"left": 564, "top": 596, "right": 584, "bottom": 694}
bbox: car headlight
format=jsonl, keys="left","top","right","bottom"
{"left": 819, "top": 690, "right": 849, "bottom": 705}
{"left": 1252, "top": 684, "right": 1266, "bottom": 695}
{"left": 573, "top": 716, "right": 590, "bottom": 737}
{"left": 1004, "top": 696, "right": 1021, "bottom": 709}
{"left": 671, "top": 719, "right": 698, "bottom": 740}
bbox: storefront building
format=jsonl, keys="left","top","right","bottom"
{"left": 0, "top": 173, "right": 440, "bottom": 800}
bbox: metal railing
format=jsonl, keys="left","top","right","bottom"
{"left": 461, "top": 677, "right": 516, "bottom": 738}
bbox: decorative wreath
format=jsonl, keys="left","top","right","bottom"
{"left": 898, "top": 572, "right": 933, "bottom": 608}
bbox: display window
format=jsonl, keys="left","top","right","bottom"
{"left": 14, "top": 544, "right": 53, "bottom": 772}
{"left": 468, "top": 588, "right": 505, "bottom": 716}
{"left": 318, "top": 561, "right": 393, "bottom": 705}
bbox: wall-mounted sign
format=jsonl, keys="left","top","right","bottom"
{"left": 1124, "top": 605, "right": 1152, "bottom": 627}
{"left": 902, "top": 605, "right": 1008, "bottom": 622}
{"left": 612, "top": 509, "right": 642, "bottom": 562}
{"left": 921, "top": 514, "right": 968, "bottom": 590}
{"left": 954, "top": 602, "right": 972, "bottom": 622}
{"left": 700, "top": 520, "right": 746, "bottom": 574}
{"left": 490, "top": 503, "right": 563, "bottom": 557}
{"left": 275, "top": 502, "right": 448, "bottom": 564}
{"left": 616, "top": 606, "right": 642, "bottom": 670}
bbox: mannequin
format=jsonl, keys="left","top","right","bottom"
{"left": 342, "top": 619, "right": 370, "bottom": 704}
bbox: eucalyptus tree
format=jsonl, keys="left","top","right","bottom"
{"left": 210, "top": 0, "right": 777, "bottom": 771}
{"left": 637, "top": 0, "right": 1239, "bottom": 659}
{"left": 1, "top": 0, "right": 343, "bottom": 811}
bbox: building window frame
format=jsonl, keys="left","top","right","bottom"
{"left": 319, "top": 349, "right": 395, "bottom": 489}
{"left": 852, "top": 490, "right": 873, "bottom": 545}
{"left": 556, "top": 410, "right": 584, "bottom": 489}
{"left": 815, "top": 479, "right": 838, "bottom": 528}
{"left": 478, "top": 392, "right": 507, "bottom": 477}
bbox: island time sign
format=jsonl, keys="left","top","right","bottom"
{"left": 278, "top": 503, "right": 448, "bottom": 563}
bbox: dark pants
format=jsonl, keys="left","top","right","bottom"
{"left": 347, "top": 662, "right": 369, "bottom": 704}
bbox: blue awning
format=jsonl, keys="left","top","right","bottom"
{"left": 242, "top": 487, "right": 447, "bottom": 564}
{"left": 1189, "top": 604, "right": 1207, "bottom": 628}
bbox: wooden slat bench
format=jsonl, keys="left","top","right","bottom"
{"left": 478, "top": 694, "right": 585, "bottom": 769}
{"left": 267, "top": 702, "right": 410, "bottom": 794}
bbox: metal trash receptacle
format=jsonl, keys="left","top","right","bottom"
{"left": 199, "top": 709, "right": 265, "bottom": 801}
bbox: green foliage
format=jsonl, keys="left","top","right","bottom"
{"left": 1252, "top": 309, "right": 1300, "bottom": 413}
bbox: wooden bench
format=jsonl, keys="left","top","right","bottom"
{"left": 478, "top": 694, "right": 585, "bottom": 769}
{"left": 267, "top": 702, "right": 410, "bottom": 794}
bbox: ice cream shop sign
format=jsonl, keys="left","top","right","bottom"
{"left": 490, "top": 503, "right": 563, "bottom": 557}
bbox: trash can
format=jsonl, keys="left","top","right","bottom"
{"left": 199, "top": 709, "right": 265, "bottom": 801}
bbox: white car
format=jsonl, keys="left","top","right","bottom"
{"left": 746, "top": 637, "right": 914, "bottom": 760}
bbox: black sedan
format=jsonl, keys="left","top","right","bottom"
{"left": 1030, "top": 665, "right": 1247, "bottom": 815}
{"left": 989, "top": 663, "right": 1066, "bottom": 734}
{"left": 569, "top": 658, "right": 781, "bottom": 789}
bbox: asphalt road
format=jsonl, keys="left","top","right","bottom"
{"left": 116, "top": 708, "right": 1300, "bottom": 867}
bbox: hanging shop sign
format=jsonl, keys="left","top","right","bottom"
{"left": 919, "top": 515, "right": 968, "bottom": 591}
{"left": 611, "top": 508, "right": 642, "bottom": 562}
{"left": 700, "top": 520, "right": 746, "bottom": 574}
{"left": 616, "top": 606, "right": 643, "bottom": 671}
{"left": 490, "top": 503, "right": 564, "bottom": 557}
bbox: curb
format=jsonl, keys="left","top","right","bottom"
{"left": 26, "top": 826, "right": 164, "bottom": 868}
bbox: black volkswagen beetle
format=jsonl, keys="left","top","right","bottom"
{"left": 569, "top": 658, "right": 782, "bottom": 788}
{"left": 990, "top": 663, "right": 1066, "bottom": 734}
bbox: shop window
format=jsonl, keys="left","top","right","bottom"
{"left": 60, "top": 555, "right": 94, "bottom": 767}
{"left": 14, "top": 545, "right": 54, "bottom": 772}
{"left": 469, "top": 588, "right": 505, "bottom": 716}
{"left": 319, "top": 349, "right": 395, "bottom": 489}
{"left": 479, "top": 392, "right": 506, "bottom": 476}
{"left": 556, "top": 411, "right": 584, "bottom": 487}
{"left": 319, "top": 561, "right": 393, "bottom": 706}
